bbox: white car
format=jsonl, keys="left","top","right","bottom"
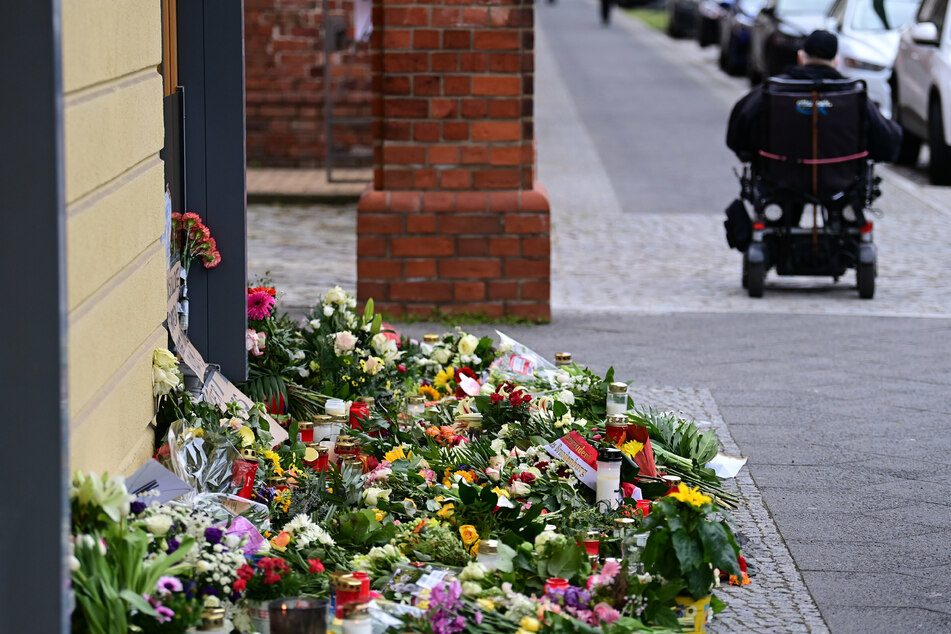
{"left": 892, "top": 0, "right": 951, "bottom": 183}
{"left": 827, "top": 0, "right": 921, "bottom": 118}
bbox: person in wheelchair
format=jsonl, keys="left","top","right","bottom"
{"left": 726, "top": 30, "right": 901, "bottom": 228}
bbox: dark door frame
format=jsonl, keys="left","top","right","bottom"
{"left": 0, "top": 0, "right": 69, "bottom": 630}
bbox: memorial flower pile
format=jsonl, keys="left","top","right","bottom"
{"left": 71, "top": 286, "right": 751, "bottom": 634}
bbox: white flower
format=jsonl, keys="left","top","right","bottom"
{"left": 371, "top": 332, "right": 398, "bottom": 357}
{"left": 325, "top": 286, "right": 349, "bottom": 305}
{"left": 323, "top": 305, "right": 334, "bottom": 317}
{"left": 461, "top": 581, "right": 483, "bottom": 596}
{"left": 364, "top": 356, "right": 384, "bottom": 376}
{"left": 292, "top": 350, "right": 305, "bottom": 361}
{"left": 555, "top": 370, "right": 571, "bottom": 385}
{"left": 457, "top": 334, "right": 479, "bottom": 356}
{"left": 363, "top": 487, "right": 391, "bottom": 507}
{"left": 432, "top": 347, "right": 452, "bottom": 365}
{"left": 480, "top": 381, "right": 496, "bottom": 396}
{"left": 498, "top": 424, "right": 511, "bottom": 438}
{"left": 534, "top": 530, "right": 557, "bottom": 548}
{"left": 556, "top": 389, "right": 575, "bottom": 405}
{"left": 637, "top": 572, "right": 653, "bottom": 584}
{"left": 332, "top": 331, "right": 358, "bottom": 356}
{"left": 508, "top": 480, "right": 531, "bottom": 497}
{"left": 196, "top": 560, "right": 212, "bottom": 573}
{"left": 490, "top": 438, "right": 507, "bottom": 455}
{"left": 485, "top": 467, "right": 501, "bottom": 482}
{"left": 459, "top": 562, "right": 487, "bottom": 581}
{"left": 309, "top": 318, "right": 321, "bottom": 330}
{"left": 142, "top": 514, "right": 172, "bottom": 536}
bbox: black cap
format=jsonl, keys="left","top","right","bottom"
{"left": 803, "top": 30, "right": 837, "bottom": 60}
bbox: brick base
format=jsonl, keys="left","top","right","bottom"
{"left": 356, "top": 183, "right": 550, "bottom": 321}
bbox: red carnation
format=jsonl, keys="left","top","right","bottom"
{"left": 308, "top": 559, "right": 325, "bottom": 574}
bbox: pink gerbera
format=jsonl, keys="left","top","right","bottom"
{"left": 247, "top": 290, "right": 275, "bottom": 320}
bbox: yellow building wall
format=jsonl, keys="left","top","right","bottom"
{"left": 63, "top": 0, "right": 167, "bottom": 474}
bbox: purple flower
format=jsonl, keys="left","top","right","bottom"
{"left": 201, "top": 587, "right": 220, "bottom": 598}
{"left": 166, "top": 538, "right": 180, "bottom": 554}
{"left": 130, "top": 500, "right": 146, "bottom": 514}
{"left": 204, "top": 527, "right": 224, "bottom": 545}
{"left": 156, "top": 576, "right": 183, "bottom": 595}
{"left": 474, "top": 611, "right": 483, "bottom": 625}
{"left": 154, "top": 605, "right": 175, "bottom": 623}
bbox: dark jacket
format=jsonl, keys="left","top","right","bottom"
{"left": 726, "top": 64, "right": 902, "bottom": 163}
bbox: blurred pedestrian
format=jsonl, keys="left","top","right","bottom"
{"left": 601, "top": 0, "right": 613, "bottom": 24}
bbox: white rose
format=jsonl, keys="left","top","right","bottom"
{"left": 325, "top": 286, "right": 348, "bottom": 305}
{"left": 371, "top": 332, "right": 397, "bottom": 357}
{"left": 457, "top": 334, "right": 479, "bottom": 356}
{"left": 142, "top": 515, "right": 172, "bottom": 536}
{"left": 534, "top": 530, "right": 557, "bottom": 548}
{"left": 490, "top": 438, "right": 506, "bottom": 455}
{"left": 309, "top": 318, "right": 321, "bottom": 330}
{"left": 461, "top": 581, "right": 483, "bottom": 596}
{"left": 459, "top": 562, "right": 487, "bottom": 581}
{"left": 364, "top": 356, "right": 384, "bottom": 376}
{"left": 323, "top": 305, "right": 334, "bottom": 317}
{"left": 432, "top": 347, "right": 452, "bottom": 364}
{"left": 485, "top": 467, "right": 501, "bottom": 482}
{"left": 480, "top": 382, "right": 495, "bottom": 396}
{"left": 508, "top": 480, "right": 531, "bottom": 497}
{"left": 333, "top": 331, "right": 358, "bottom": 356}
{"left": 196, "top": 560, "right": 212, "bottom": 573}
{"left": 557, "top": 389, "right": 575, "bottom": 405}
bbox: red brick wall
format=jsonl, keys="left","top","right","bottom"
{"left": 245, "top": 0, "right": 373, "bottom": 167}
{"left": 356, "top": 0, "right": 550, "bottom": 321}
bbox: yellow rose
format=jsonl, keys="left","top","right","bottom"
{"left": 476, "top": 598, "right": 496, "bottom": 612}
{"left": 270, "top": 531, "right": 291, "bottom": 552}
{"left": 459, "top": 525, "right": 479, "bottom": 546}
{"left": 520, "top": 617, "right": 541, "bottom": 632}
{"left": 235, "top": 426, "right": 255, "bottom": 448}
{"left": 374, "top": 509, "right": 386, "bottom": 522}
{"left": 436, "top": 503, "right": 455, "bottom": 519}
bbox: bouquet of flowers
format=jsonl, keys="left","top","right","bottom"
{"left": 171, "top": 212, "right": 221, "bottom": 274}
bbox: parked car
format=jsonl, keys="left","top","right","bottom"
{"left": 892, "top": 0, "right": 951, "bottom": 182}
{"left": 698, "top": 0, "right": 732, "bottom": 46}
{"left": 668, "top": 0, "right": 702, "bottom": 37}
{"left": 828, "top": 0, "right": 921, "bottom": 118}
{"left": 719, "top": 0, "right": 768, "bottom": 73}
{"left": 747, "top": 0, "right": 835, "bottom": 82}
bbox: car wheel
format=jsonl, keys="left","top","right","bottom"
{"left": 928, "top": 97, "right": 951, "bottom": 185}
{"left": 746, "top": 257, "right": 764, "bottom": 297}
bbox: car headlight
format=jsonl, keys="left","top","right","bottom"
{"left": 842, "top": 57, "right": 886, "bottom": 72}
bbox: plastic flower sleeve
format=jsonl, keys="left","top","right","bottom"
{"left": 490, "top": 330, "right": 559, "bottom": 385}
{"left": 167, "top": 419, "right": 240, "bottom": 493}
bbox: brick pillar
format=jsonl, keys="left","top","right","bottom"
{"left": 356, "top": 0, "right": 550, "bottom": 321}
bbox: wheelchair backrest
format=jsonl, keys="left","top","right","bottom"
{"left": 759, "top": 78, "right": 867, "bottom": 199}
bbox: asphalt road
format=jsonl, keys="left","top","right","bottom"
{"left": 529, "top": 2, "right": 951, "bottom": 631}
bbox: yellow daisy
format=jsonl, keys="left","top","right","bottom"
{"left": 669, "top": 482, "right": 712, "bottom": 508}
{"left": 433, "top": 366, "right": 455, "bottom": 395}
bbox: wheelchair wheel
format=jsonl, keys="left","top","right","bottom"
{"left": 747, "top": 259, "right": 764, "bottom": 298}
{"left": 857, "top": 261, "right": 875, "bottom": 299}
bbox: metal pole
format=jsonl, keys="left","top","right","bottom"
{"left": 0, "top": 0, "right": 69, "bottom": 630}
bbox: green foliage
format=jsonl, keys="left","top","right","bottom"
{"left": 331, "top": 509, "right": 398, "bottom": 550}
{"left": 638, "top": 494, "right": 741, "bottom": 625}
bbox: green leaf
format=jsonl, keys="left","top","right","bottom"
{"left": 672, "top": 530, "right": 702, "bottom": 572}
{"left": 710, "top": 593, "right": 727, "bottom": 614}
{"left": 684, "top": 565, "right": 713, "bottom": 599}
{"left": 699, "top": 520, "right": 740, "bottom": 576}
{"left": 371, "top": 313, "right": 382, "bottom": 336}
{"left": 552, "top": 401, "right": 568, "bottom": 418}
{"left": 363, "top": 298, "right": 375, "bottom": 324}
{"left": 459, "top": 483, "right": 477, "bottom": 505}
{"left": 546, "top": 542, "right": 584, "bottom": 579}
{"left": 120, "top": 589, "right": 156, "bottom": 616}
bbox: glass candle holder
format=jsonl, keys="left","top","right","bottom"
{"left": 421, "top": 333, "right": 440, "bottom": 353}
{"left": 596, "top": 447, "right": 623, "bottom": 510}
{"left": 661, "top": 474, "right": 682, "bottom": 494}
{"left": 544, "top": 578, "right": 570, "bottom": 595}
{"left": 268, "top": 597, "right": 329, "bottom": 634}
{"left": 605, "top": 414, "right": 628, "bottom": 444}
{"left": 606, "top": 382, "right": 628, "bottom": 416}
{"left": 341, "top": 601, "right": 372, "bottom": 634}
{"left": 297, "top": 421, "right": 314, "bottom": 444}
{"left": 312, "top": 414, "right": 334, "bottom": 442}
{"left": 350, "top": 401, "right": 370, "bottom": 431}
{"left": 334, "top": 576, "right": 363, "bottom": 618}
{"left": 406, "top": 395, "right": 426, "bottom": 420}
{"left": 478, "top": 539, "right": 502, "bottom": 571}
{"left": 635, "top": 499, "right": 651, "bottom": 517}
{"left": 582, "top": 529, "right": 601, "bottom": 562}
{"left": 554, "top": 352, "right": 572, "bottom": 367}
{"left": 330, "top": 414, "right": 349, "bottom": 442}
{"left": 325, "top": 398, "right": 347, "bottom": 416}
{"left": 198, "top": 606, "right": 226, "bottom": 632}
{"left": 231, "top": 448, "right": 258, "bottom": 499}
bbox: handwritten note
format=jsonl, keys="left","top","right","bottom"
{"left": 202, "top": 368, "right": 289, "bottom": 444}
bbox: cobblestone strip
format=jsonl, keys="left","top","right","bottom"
{"left": 628, "top": 386, "right": 830, "bottom": 633}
